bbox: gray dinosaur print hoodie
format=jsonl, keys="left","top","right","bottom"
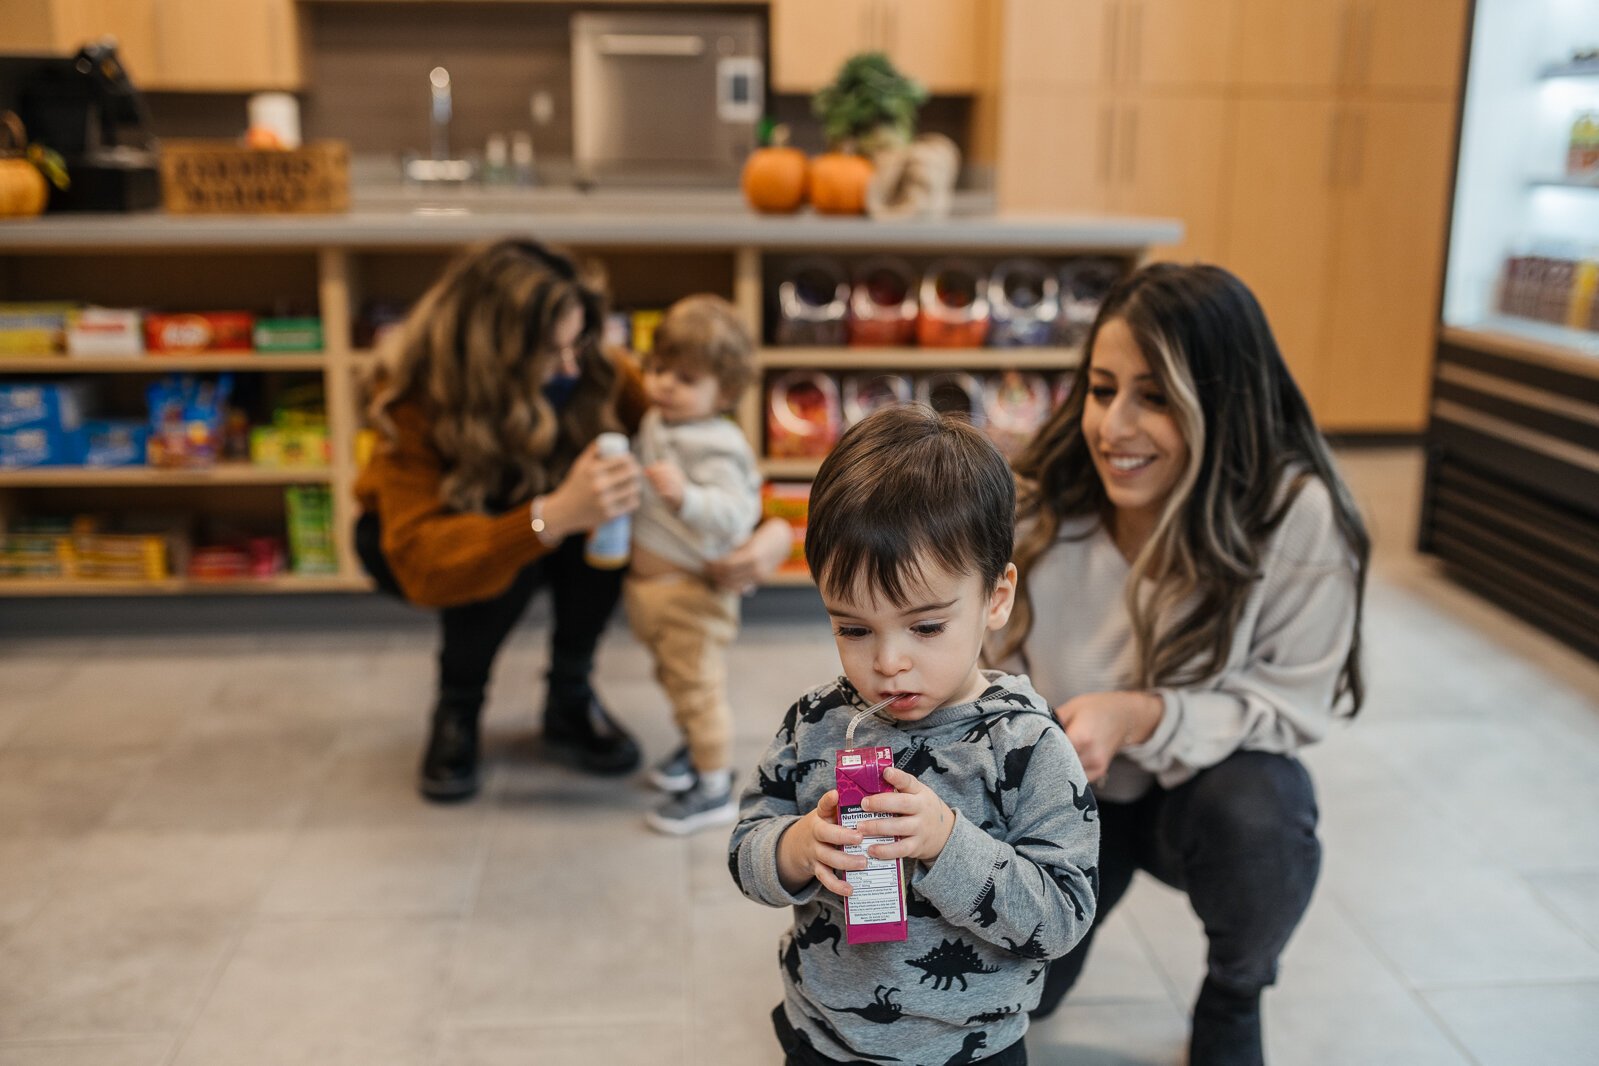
{"left": 729, "top": 671, "right": 1100, "bottom": 1066}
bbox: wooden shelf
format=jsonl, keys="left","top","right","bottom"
{"left": 0, "top": 574, "right": 372, "bottom": 597}
{"left": 761, "top": 458, "right": 821, "bottom": 480}
{"left": 763, "top": 569, "right": 815, "bottom": 588}
{"left": 0, "top": 354, "right": 328, "bottom": 373}
{"left": 0, "top": 464, "right": 333, "bottom": 488}
{"left": 757, "top": 347, "right": 1082, "bottom": 371}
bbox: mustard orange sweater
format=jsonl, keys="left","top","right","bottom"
{"left": 354, "top": 357, "right": 648, "bottom": 608}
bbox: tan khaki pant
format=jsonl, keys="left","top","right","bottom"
{"left": 624, "top": 574, "right": 740, "bottom": 773}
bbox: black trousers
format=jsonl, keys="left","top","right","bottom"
{"left": 355, "top": 512, "right": 625, "bottom": 706}
{"left": 1033, "top": 750, "right": 1322, "bottom": 1018}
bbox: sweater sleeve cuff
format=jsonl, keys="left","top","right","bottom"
{"left": 1121, "top": 689, "right": 1182, "bottom": 768}
{"left": 738, "top": 815, "right": 823, "bottom": 908}
{"left": 677, "top": 484, "right": 708, "bottom": 529}
{"left": 909, "top": 812, "right": 1003, "bottom": 912}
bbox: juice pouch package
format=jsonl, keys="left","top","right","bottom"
{"left": 835, "top": 743, "right": 909, "bottom": 944}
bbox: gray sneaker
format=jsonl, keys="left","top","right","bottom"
{"left": 648, "top": 745, "right": 696, "bottom": 793}
{"left": 645, "top": 775, "right": 737, "bottom": 836}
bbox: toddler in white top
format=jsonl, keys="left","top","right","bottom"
{"left": 626, "top": 295, "right": 762, "bottom": 835}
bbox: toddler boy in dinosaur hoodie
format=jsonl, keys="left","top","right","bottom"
{"left": 730, "top": 404, "right": 1100, "bottom": 1066}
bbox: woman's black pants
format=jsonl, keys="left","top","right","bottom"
{"left": 1033, "top": 750, "right": 1322, "bottom": 1018}
{"left": 355, "top": 512, "right": 624, "bottom": 707}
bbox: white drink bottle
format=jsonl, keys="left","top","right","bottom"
{"left": 584, "top": 432, "right": 632, "bottom": 569}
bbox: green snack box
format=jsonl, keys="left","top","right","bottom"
{"left": 253, "top": 317, "right": 324, "bottom": 353}
{"left": 284, "top": 484, "right": 338, "bottom": 574}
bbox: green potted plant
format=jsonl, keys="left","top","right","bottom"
{"left": 809, "top": 52, "right": 928, "bottom": 215}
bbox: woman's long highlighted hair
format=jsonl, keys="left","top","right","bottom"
{"left": 368, "top": 239, "right": 619, "bottom": 513}
{"left": 1000, "top": 263, "right": 1370, "bottom": 713}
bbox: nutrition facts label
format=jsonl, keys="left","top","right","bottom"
{"left": 840, "top": 806, "right": 904, "bottom": 925}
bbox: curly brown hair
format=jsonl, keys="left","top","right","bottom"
{"left": 368, "top": 239, "right": 621, "bottom": 513}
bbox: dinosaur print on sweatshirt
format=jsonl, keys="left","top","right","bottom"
{"left": 968, "top": 859, "right": 1010, "bottom": 928}
{"left": 1068, "top": 778, "right": 1098, "bottom": 822}
{"left": 965, "top": 1003, "right": 1023, "bottom": 1026}
{"left": 824, "top": 985, "right": 904, "bottom": 1024}
{"left": 943, "top": 1031, "right": 993, "bottom": 1065}
{"left": 1001, "top": 922, "right": 1050, "bottom": 960}
{"left": 795, "top": 910, "right": 843, "bottom": 955}
{"left": 897, "top": 736, "right": 950, "bottom": 778}
{"left": 982, "top": 739, "right": 1042, "bottom": 819}
{"left": 906, "top": 938, "right": 1002, "bottom": 991}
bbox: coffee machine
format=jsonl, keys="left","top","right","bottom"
{"left": 5, "top": 41, "right": 160, "bottom": 212}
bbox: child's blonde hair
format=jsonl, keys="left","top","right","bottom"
{"left": 648, "top": 295, "right": 756, "bottom": 408}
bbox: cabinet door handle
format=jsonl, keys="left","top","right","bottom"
{"left": 1105, "top": 1, "right": 1121, "bottom": 83}
{"left": 1099, "top": 103, "right": 1115, "bottom": 184}
{"left": 1336, "top": 0, "right": 1357, "bottom": 87}
{"left": 1128, "top": 1, "right": 1143, "bottom": 85}
{"left": 1121, "top": 105, "right": 1138, "bottom": 183}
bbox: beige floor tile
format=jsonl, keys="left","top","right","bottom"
{"left": 1069, "top": 910, "right": 1180, "bottom": 1007}
{"left": 3, "top": 654, "right": 215, "bottom": 752}
{"left": 173, "top": 917, "right": 454, "bottom": 1066}
{"left": 0, "top": 837, "right": 76, "bottom": 937}
{"left": 103, "top": 727, "right": 338, "bottom": 832}
{"left": 257, "top": 826, "right": 486, "bottom": 918}
{"left": 1422, "top": 982, "right": 1599, "bottom": 1066}
{"left": 1527, "top": 869, "right": 1599, "bottom": 943}
{"left": 0, "top": 1041, "right": 171, "bottom": 1066}
{"left": 1262, "top": 990, "right": 1471, "bottom": 1066}
{"left": 1025, "top": 1000, "right": 1189, "bottom": 1066}
{"left": 437, "top": 1022, "right": 689, "bottom": 1066}
{"left": 685, "top": 900, "right": 789, "bottom": 1065}
{"left": 0, "top": 751, "right": 152, "bottom": 839}
{"left": 299, "top": 725, "right": 496, "bottom": 832}
{"left": 0, "top": 832, "right": 288, "bottom": 1041}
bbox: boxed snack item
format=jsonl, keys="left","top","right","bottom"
{"left": 775, "top": 257, "right": 849, "bottom": 347}
{"left": 0, "top": 302, "right": 75, "bottom": 355}
{"left": 145, "top": 374, "right": 233, "bottom": 467}
{"left": 841, "top": 372, "right": 912, "bottom": 426}
{"left": 144, "top": 312, "right": 255, "bottom": 354}
{"left": 917, "top": 259, "right": 991, "bottom": 348}
{"left": 79, "top": 420, "right": 149, "bottom": 467}
{"left": 0, "top": 425, "right": 76, "bottom": 468}
{"left": 0, "top": 517, "right": 74, "bottom": 578}
{"left": 253, "top": 317, "right": 323, "bottom": 353}
{"left": 761, "top": 481, "right": 811, "bottom": 574}
{"left": 250, "top": 424, "right": 330, "bottom": 468}
{"left": 767, "top": 370, "right": 842, "bottom": 459}
{"left": 988, "top": 259, "right": 1060, "bottom": 347}
{"left": 73, "top": 531, "right": 167, "bottom": 580}
{"left": 0, "top": 381, "right": 87, "bottom": 433}
{"left": 66, "top": 308, "right": 144, "bottom": 357}
{"left": 630, "top": 309, "right": 664, "bottom": 354}
{"left": 285, "top": 484, "right": 338, "bottom": 574}
{"left": 836, "top": 743, "right": 909, "bottom": 944}
{"left": 847, "top": 257, "right": 918, "bottom": 346}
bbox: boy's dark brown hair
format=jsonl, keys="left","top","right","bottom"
{"left": 648, "top": 294, "right": 756, "bottom": 408}
{"left": 806, "top": 403, "right": 1015, "bottom": 605}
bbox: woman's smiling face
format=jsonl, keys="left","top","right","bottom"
{"left": 1081, "top": 317, "right": 1190, "bottom": 534}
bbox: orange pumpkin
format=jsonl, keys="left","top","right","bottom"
{"left": 0, "top": 158, "right": 47, "bottom": 219}
{"left": 809, "top": 152, "right": 874, "bottom": 216}
{"left": 741, "top": 144, "right": 809, "bottom": 213}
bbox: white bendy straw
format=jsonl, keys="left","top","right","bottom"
{"left": 844, "top": 696, "right": 897, "bottom": 747}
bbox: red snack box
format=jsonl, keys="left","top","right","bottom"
{"left": 835, "top": 744, "right": 909, "bottom": 944}
{"left": 144, "top": 312, "right": 256, "bottom": 354}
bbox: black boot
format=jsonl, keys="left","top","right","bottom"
{"left": 542, "top": 682, "right": 640, "bottom": 775}
{"left": 419, "top": 688, "right": 483, "bottom": 802}
{"left": 1190, "top": 977, "right": 1264, "bottom": 1066}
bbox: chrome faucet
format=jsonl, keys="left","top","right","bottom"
{"left": 405, "top": 65, "right": 473, "bottom": 184}
{"left": 429, "top": 65, "right": 452, "bottom": 161}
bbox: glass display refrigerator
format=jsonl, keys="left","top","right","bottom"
{"left": 1420, "top": 0, "right": 1599, "bottom": 661}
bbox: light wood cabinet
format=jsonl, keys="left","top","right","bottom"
{"left": 1230, "top": 0, "right": 1346, "bottom": 90}
{"left": 0, "top": 0, "right": 303, "bottom": 92}
{"left": 1319, "top": 99, "right": 1457, "bottom": 431}
{"left": 1354, "top": 0, "right": 1467, "bottom": 95}
{"left": 996, "top": 89, "right": 1113, "bottom": 211}
{"left": 1118, "top": 0, "right": 1240, "bottom": 90}
{"left": 1110, "top": 95, "right": 1230, "bottom": 262}
{"left": 771, "top": 0, "right": 987, "bottom": 94}
{"left": 999, "top": 0, "right": 1115, "bottom": 88}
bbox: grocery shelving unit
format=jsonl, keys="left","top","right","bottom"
{"left": 0, "top": 209, "right": 1177, "bottom": 598}
{"left": 1419, "top": 0, "right": 1599, "bottom": 661}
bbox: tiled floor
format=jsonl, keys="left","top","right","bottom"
{"left": 2, "top": 448, "right": 1597, "bottom": 1065}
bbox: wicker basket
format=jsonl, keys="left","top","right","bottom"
{"left": 159, "top": 139, "right": 350, "bottom": 214}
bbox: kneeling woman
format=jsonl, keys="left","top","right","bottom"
{"left": 1001, "top": 263, "right": 1369, "bottom": 1065}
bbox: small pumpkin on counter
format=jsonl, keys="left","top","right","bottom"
{"left": 808, "top": 151, "right": 874, "bottom": 216}
{"left": 741, "top": 123, "right": 808, "bottom": 214}
{"left": 0, "top": 112, "right": 50, "bottom": 219}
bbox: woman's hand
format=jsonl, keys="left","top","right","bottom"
{"left": 539, "top": 438, "right": 641, "bottom": 540}
{"left": 856, "top": 767, "right": 958, "bottom": 865}
{"left": 777, "top": 789, "right": 867, "bottom": 897}
{"left": 1056, "top": 691, "right": 1164, "bottom": 780}
{"left": 644, "top": 460, "right": 686, "bottom": 511}
{"left": 705, "top": 517, "right": 796, "bottom": 594}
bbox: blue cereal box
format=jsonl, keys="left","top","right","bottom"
{"left": 0, "top": 382, "right": 87, "bottom": 433}
{"left": 79, "top": 420, "right": 149, "bottom": 467}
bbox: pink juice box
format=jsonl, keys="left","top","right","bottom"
{"left": 835, "top": 744, "right": 909, "bottom": 944}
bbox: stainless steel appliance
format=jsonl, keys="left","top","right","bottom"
{"left": 572, "top": 11, "right": 763, "bottom": 186}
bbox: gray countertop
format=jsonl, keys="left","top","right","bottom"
{"left": 0, "top": 189, "right": 1182, "bottom": 251}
